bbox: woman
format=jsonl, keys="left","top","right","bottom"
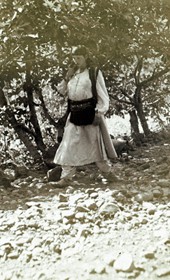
{"left": 52, "top": 46, "right": 117, "bottom": 186}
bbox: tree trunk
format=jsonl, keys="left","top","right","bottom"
{"left": 25, "top": 64, "right": 46, "bottom": 155}
{"left": 0, "top": 88, "right": 7, "bottom": 107}
{"left": 5, "top": 107, "right": 42, "bottom": 162}
{"left": 128, "top": 109, "right": 141, "bottom": 145}
{"left": 35, "top": 87, "right": 59, "bottom": 129}
{"left": 134, "top": 87, "right": 151, "bottom": 137}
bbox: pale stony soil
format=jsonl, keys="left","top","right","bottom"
{"left": 0, "top": 139, "right": 170, "bottom": 280}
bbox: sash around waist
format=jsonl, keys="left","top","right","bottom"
{"left": 68, "top": 97, "right": 96, "bottom": 112}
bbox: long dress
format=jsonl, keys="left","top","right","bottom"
{"left": 54, "top": 68, "right": 117, "bottom": 167}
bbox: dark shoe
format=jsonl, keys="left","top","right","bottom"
{"left": 55, "top": 178, "right": 71, "bottom": 187}
{"left": 47, "top": 166, "right": 62, "bottom": 182}
{"left": 105, "top": 172, "right": 121, "bottom": 183}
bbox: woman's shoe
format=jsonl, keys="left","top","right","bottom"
{"left": 105, "top": 172, "right": 121, "bottom": 183}
{"left": 55, "top": 178, "right": 71, "bottom": 188}
{"left": 47, "top": 166, "right": 62, "bottom": 182}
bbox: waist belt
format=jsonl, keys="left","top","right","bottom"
{"left": 68, "top": 97, "right": 96, "bottom": 112}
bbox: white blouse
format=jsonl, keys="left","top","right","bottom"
{"left": 57, "top": 68, "right": 109, "bottom": 115}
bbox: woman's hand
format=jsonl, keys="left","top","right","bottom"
{"left": 65, "top": 67, "right": 76, "bottom": 82}
{"left": 93, "top": 112, "right": 102, "bottom": 126}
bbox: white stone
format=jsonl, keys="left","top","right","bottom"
{"left": 62, "top": 210, "right": 75, "bottom": 219}
{"left": 156, "top": 267, "right": 170, "bottom": 277}
{"left": 158, "top": 179, "right": 170, "bottom": 188}
{"left": 99, "top": 202, "right": 120, "bottom": 215}
{"left": 84, "top": 199, "right": 98, "bottom": 211}
{"left": 103, "top": 251, "right": 119, "bottom": 266}
{"left": 75, "top": 212, "right": 86, "bottom": 221}
{"left": 114, "top": 252, "right": 135, "bottom": 272}
{"left": 152, "top": 189, "right": 162, "bottom": 198}
{"left": 15, "top": 236, "right": 33, "bottom": 246}
{"left": 143, "top": 202, "right": 156, "bottom": 215}
{"left": 59, "top": 193, "right": 68, "bottom": 202}
{"left": 142, "top": 192, "right": 154, "bottom": 201}
{"left": 134, "top": 194, "right": 143, "bottom": 203}
{"left": 90, "top": 192, "right": 98, "bottom": 199}
{"left": 76, "top": 204, "right": 89, "bottom": 212}
{"left": 7, "top": 252, "right": 19, "bottom": 259}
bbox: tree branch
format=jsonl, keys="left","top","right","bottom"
{"left": 134, "top": 57, "right": 143, "bottom": 85}
{"left": 119, "top": 88, "right": 134, "bottom": 103}
{"left": 109, "top": 94, "right": 132, "bottom": 105}
{"left": 34, "top": 86, "right": 62, "bottom": 129}
{"left": 140, "top": 67, "right": 170, "bottom": 87}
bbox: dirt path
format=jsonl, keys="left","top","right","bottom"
{"left": 0, "top": 140, "right": 170, "bottom": 280}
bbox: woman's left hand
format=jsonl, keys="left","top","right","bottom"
{"left": 93, "top": 112, "right": 102, "bottom": 126}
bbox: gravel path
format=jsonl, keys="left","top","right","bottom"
{"left": 0, "top": 142, "right": 170, "bottom": 280}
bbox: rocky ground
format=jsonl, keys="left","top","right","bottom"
{"left": 0, "top": 136, "right": 170, "bottom": 280}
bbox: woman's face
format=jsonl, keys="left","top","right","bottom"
{"left": 72, "top": 55, "right": 87, "bottom": 68}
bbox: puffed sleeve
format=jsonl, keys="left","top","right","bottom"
{"left": 96, "top": 70, "right": 109, "bottom": 114}
{"left": 57, "top": 79, "right": 68, "bottom": 96}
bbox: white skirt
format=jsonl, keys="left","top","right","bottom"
{"left": 54, "top": 115, "right": 108, "bottom": 166}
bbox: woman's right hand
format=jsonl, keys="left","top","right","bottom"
{"left": 65, "top": 67, "right": 76, "bottom": 82}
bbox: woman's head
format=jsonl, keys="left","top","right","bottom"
{"left": 72, "top": 46, "right": 90, "bottom": 69}
{"left": 72, "top": 46, "right": 87, "bottom": 57}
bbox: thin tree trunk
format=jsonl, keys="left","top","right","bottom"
{"left": 5, "top": 107, "right": 42, "bottom": 162}
{"left": 0, "top": 88, "right": 7, "bottom": 107}
{"left": 1, "top": 87, "right": 42, "bottom": 161}
{"left": 25, "top": 64, "right": 46, "bottom": 155}
{"left": 136, "top": 101, "right": 150, "bottom": 137}
{"left": 35, "top": 87, "right": 59, "bottom": 129}
{"left": 134, "top": 87, "right": 151, "bottom": 137}
{"left": 128, "top": 109, "right": 141, "bottom": 145}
